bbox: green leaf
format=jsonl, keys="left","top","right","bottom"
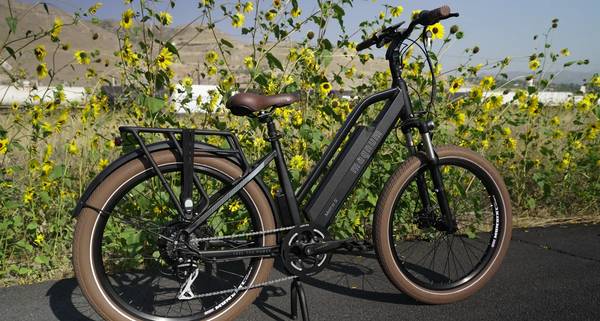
{"left": 265, "top": 52, "right": 283, "bottom": 71}
{"left": 35, "top": 255, "right": 50, "bottom": 266}
{"left": 5, "top": 16, "right": 17, "bottom": 34}
{"left": 164, "top": 42, "right": 180, "bottom": 60}
{"left": 137, "top": 94, "right": 165, "bottom": 114}
{"left": 221, "top": 38, "right": 234, "bottom": 48}
{"left": 320, "top": 49, "right": 333, "bottom": 67}
{"left": 50, "top": 165, "right": 66, "bottom": 180}
{"left": 4, "top": 46, "right": 16, "bottom": 60}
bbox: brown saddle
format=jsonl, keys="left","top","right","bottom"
{"left": 225, "top": 92, "right": 300, "bottom": 116}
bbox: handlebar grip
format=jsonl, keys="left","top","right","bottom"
{"left": 356, "top": 36, "right": 377, "bottom": 51}
{"left": 417, "top": 5, "right": 452, "bottom": 26}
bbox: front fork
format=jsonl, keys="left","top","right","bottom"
{"left": 404, "top": 123, "right": 457, "bottom": 233}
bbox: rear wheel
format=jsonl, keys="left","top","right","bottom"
{"left": 374, "top": 146, "right": 512, "bottom": 304}
{"left": 73, "top": 150, "right": 276, "bottom": 320}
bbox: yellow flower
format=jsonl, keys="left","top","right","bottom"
{"left": 592, "top": 75, "right": 600, "bottom": 88}
{"left": 292, "top": 110, "right": 303, "bottom": 127}
{"left": 67, "top": 139, "right": 79, "bottom": 155}
{"left": 501, "top": 127, "right": 512, "bottom": 136}
{"left": 88, "top": 2, "right": 103, "bottom": 15}
{"left": 51, "top": 17, "right": 63, "bottom": 41}
{"left": 205, "top": 50, "right": 219, "bottom": 64}
{"left": 220, "top": 74, "right": 235, "bottom": 90}
{"left": 23, "top": 188, "right": 34, "bottom": 204}
{"left": 572, "top": 140, "right": 583, "bottom": 150}
{"left": 480, "top": 76, "right": 495, "bottom": 90}
{"left": 182, "top": 76, "right": 193, "bottom": 87}
{"left": 244, "top": 56, "right": 255, "bottom": 69}
{"left": 481, "top": 139, "right": 489, "bottom": 149}
{"left": 378, "top": 11, "right": 385, "bottom": 20}
{"left": 120, "top": 8, "right": 135, "bottom": 29}
{"left": 156, "top": 47, "right": 173, "bottom": 70}
{"left": 36, "top": 63, "right": 48, "bottom": 79}
{"left": 74, "top": 50, "right": 91, "bottom": 64}
{"left": 550, "top": 116, "right": 560, "bottom": 126}
{"left": 158, "top": 11, "right": 172, "bottom": 26}
{"left": 391, "top": 6, "right": 403, "bottom": 17}
{"left": 98, "top": 158, "right": 109, "bottom": 170}
{"left": 345, "top": 66, "right": 356, "bottom": 78}
{"left": 529, "top": 58, "right": 540, "bottom": 71}
{"left": 253, "top": 137, "right": 267, "bottom": 150}
{"left": 469, "top": 86, "right": 483, "bottom": 100}
{"left": 44, "top": 144, "right": 53, "bottom": 161}
{"left": 455, "top": 112, "right": 466, "bottom": 125}
{"left": 266, "top": 9, "right": 277, "bottom": 21}
{"left": 427, "top": 23, "right": 445, "bottom": 40}
{"left": 319, "top": 82, "right": 332, "bottom": 96}
{"left": 231, "top": 12, "right": 245, "bottom": 28}
{"left": 207, "top": 65, "right": 217, "bottom": 76}
{"left": 449, "top": 77, "right": 464, "bottom": 94}
{"left": 0, "top": 138, "right": 8, "bottom": 155}
{"left": 290, "top": 155, "right": 305, "bottom": 170}
{"left": 228, "top": 200, "right": 242, "bottom": 212}
{"left": 560, "top": 48, "right": 570, "bottom": 57}
{"left": 506, "top": 137, "right": 517, "bottom": 150}
{"left": 291, "top": 7, "right": 301, "bottom": 18}
{"left": 243, "top": 2, "right": 254, "bottom": 12}
{"left": 34, "top": 45, "right": 46, "bottom": 62}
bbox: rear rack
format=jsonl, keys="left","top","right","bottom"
{"left": 118, "top": 126, "right": 249, "bottom": 220}
{"left": 118, "top": 126, "right": 249, "bottom": 170}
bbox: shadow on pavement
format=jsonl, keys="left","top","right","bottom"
{"left": 46, "top": 278, "right": 97, "bottom": 321}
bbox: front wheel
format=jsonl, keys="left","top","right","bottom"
{"left": 373, "top": 145, "right": 512, "bottom": 304}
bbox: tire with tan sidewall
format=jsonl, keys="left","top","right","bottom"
{"left": 373, "top": 145, "right": 512, "bottom": 304}
{"left": 73, "top": 149, "right": 276, "bottom": 321}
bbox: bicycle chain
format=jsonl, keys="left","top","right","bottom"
{"left": 189, "top": 225, "right": 294, "bottom": 245}
{"left": 179, "top": 273, "right": 297, "bottom": 299}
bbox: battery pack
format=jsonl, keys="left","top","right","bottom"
{"left": 305, "top": 125, "right": 384, "bottom": 227}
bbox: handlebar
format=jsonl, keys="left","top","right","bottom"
{"left": 356, "top": 5, "right": 459, "bottom": 52}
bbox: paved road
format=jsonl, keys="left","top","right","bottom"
{"left": 1, "top": 224, "right": 599, "bottom": 321}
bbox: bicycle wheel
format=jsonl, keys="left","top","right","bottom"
{"left": 73, "top": 149, "right": 276, "bottom": 320}
{"left": 374, "top": 145, "right": 512, "bottom": 304}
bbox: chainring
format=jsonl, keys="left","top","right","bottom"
{"left": 281, "top": 224, "right": 332, "bottom": 277}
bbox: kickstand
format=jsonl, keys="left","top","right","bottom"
{"left": 290, "top": 279, "right": 310, "bottom": 321}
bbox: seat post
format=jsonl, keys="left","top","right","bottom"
{"left": 258, "top": 112, "right": 303, "bottom": 225}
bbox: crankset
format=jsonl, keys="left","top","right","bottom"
{"left": 281, "top": 224, "right": 333, "bottom": 277}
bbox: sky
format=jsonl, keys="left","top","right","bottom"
{"left": 18, "top": 0, "right": 600, "bottom": 77}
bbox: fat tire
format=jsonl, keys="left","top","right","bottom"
{"left": 73, "top": 149, "right": 276, "bottom": 321}
{"left": 373, "top": 145, "right": 512, "bottom": 304}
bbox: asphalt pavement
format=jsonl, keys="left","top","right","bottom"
{"left": 0, "top": 224, "right": 598, "bottom": 321}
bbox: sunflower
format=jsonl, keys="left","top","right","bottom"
{"left": 182, "top": 76, "right": 193, "bottom": 87}
{"left": 36, "top": 63, "right": 48, "bottom": 79}
{"left": 390, "top": 6, "right": 403, "bottom": 17}
{"left": 158, "top": 11, "right": 173, "bottom": 26}
{"left": 207, "top": 66, "right": 217, "bottom": 76}
{"left": 51, "top": 17, "right": 63, "bottom": 41}
{"left": 156, "top": 47, "right": 173, "bottom": 70}
{"left": 120, "top": 8, "right": 135, "bottom": 29}
{"left": 88, "top": 2, "right": 102, "bottom": 15}
{"left": 205, "top": 50, "right": 219, "bottom": 64}
{"left": 427, "top": 23, "right": 445, "bottom": 40}
{"left": 231, "top": 12, "right": 245, "bottom": 28}
{"left": 289, "top": 155, "right": 305, "bottom": 171}
{"left": 265, "top": 9, "right": 277, "bottom": 21}
{"left": 244, "top": 56, "right": 254, "bottom": 69}
{"left": 0, "top": 138, "right": 8, "bottom": 155}
{"left": 243, "top": 2, "right": 254, "bottom": 12}
{"left": 529, "top": 58, "right": 540, "bottom": 71}
{"left": 67, "top": 139, "right": 79, "bottom": 155}
{"left": 319, "top": 82, "right": 332, "bottom": 96}
{"left": 480, "top": 76, "right": 495, "bottom": 90}
{"left": 449, "top": 77, "right": 464, "bottom": 94}
{"left": 291, "top": 7, "right": 301, "bottom": 18}
{"left": 34, "top": 45, "right": 47, "bottom": 62}
{"left": 560, "top": 48, "right": 570, "bottom": 57}
{"left": 74, "top": 50, "right": 91, "bottom": 64}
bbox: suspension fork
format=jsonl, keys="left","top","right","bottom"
{"left": 403, "top": 121, "right": 457, "bottom": 233}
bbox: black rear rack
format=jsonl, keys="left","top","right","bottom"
{"left": 118, "top": 126, "right": 249, "bottom": 219}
